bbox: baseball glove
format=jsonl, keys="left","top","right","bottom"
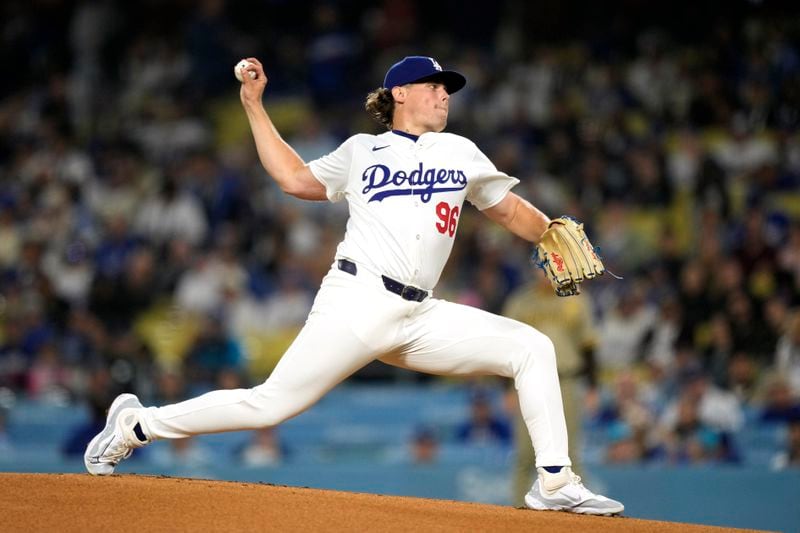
{"left": 532, "top": 216, "right": 605, "bottom": 297}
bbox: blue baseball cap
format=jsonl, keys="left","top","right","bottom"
{"left": 383, "top": 56, "right": 466, "bottom": 94}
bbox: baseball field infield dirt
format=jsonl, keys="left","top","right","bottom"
{"left": 0, "top": 473, "right": 762, "bottom": 532}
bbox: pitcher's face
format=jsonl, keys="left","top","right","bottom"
{"left": 400, "top": 81, "right": 450, "bottom": 133}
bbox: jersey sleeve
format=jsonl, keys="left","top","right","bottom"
{"left": 464, "top": 145, "right": 520, "bottom": 210}
{"left": 307, "top": 136, "right": 356, "bottom": 203}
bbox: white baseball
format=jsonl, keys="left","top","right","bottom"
{"left": 235, "top": 60, "right": 256, "bottom": 82}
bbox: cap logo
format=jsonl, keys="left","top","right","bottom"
{"left": 429, "top": 58, "right": 442, "bottom": 71}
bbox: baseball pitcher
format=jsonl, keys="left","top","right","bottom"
{"left": 85, "top": 55, "right": 623, "bottom": 515}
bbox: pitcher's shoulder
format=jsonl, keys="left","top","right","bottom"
{"left": 346, "top": 133, "right": 381, "bottom": 144}
{"left": 348, "top": 132, "right": 397, "bottom": 147}
{"left": 432, "top": 131, "right": 473, "bottom": 145}
{"left": 427, "top": 132, "right": 479, "bottom": 155}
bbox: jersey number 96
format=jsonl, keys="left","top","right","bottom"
{"left": 435, "top": 201, "right": 459, "bottom": 238}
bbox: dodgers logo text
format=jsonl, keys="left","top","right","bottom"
{"left": 361, "top": 163, "right": 467, "bottom": 203}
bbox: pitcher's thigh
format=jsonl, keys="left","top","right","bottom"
{"left": 382, "top": 299, "right": 553, "bottom": 378}
{"left": 259, "top": 274, "right": 403, "bottom": 403}
{"left": 250, "top": 311, "right": 382, "bottom": 425}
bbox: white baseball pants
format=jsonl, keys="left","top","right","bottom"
{"left": 138, "top": 264, "right": 571, "bottom": 468}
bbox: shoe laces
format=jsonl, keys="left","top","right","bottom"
{"left": 104, "top": 434, "right": 133, "bottom": 465}
{"left": 564, "top": 468, "right": 600, "bottom": 499}
{"left": 566, "top": 468, "right": 584, "bottom": 487}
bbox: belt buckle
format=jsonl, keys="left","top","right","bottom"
{"left": 402, "top": 285, "right": 426, "bottom": 302}
{"left": 400, "top": 285, "right": 416, "bottom": 301}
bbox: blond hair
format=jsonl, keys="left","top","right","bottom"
{"left": 365, "top": 87, "right": 395, "bottom": 130}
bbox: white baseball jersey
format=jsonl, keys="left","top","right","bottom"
{"left": 308, "top": 131, "right": 519, "bottom": 289}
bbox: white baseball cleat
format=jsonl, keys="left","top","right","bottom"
{"left": 524, "top": 467, "right": 624, "bottom": 516}
{"left": 84, "top": 393, "right": 150, "bottom": 476}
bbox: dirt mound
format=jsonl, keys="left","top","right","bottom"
{"left": 0, "top": 473, "right": 755, "bottom": 532}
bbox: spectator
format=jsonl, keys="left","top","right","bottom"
{"left": 150, "top": 437, "right": 211, "bottom": 470}
{"left": 133, "top": 177, "right": 208, "bottom": 247}
{"left": 262, "top": 270, "right": 314, "bottom": 330}
{"left": 588, "top": 371, "right": 657, "bottom": 433}
{"left": 222, "top": 273, "right": 271, "bottom": 339}
{"left": 306, "top": 3, "right": 361, "bottom": 109}
{"left": 60, "top": 307, "right": 105, "bottom": 368}
{"left": 759, "top": 377, "right": 800, "bottom": 424}
{"left": 183, "top": 311, "right": 245, "bottom": 392}
{"left": 659, "top": 368, "right": 743, "bottom": 434}
{"left": 0, "top": 407, "right": 12, "bottom": 457}
{"left": 89, "top": 246, "right": 158, "bottom": 333}
{"left": 775, "top": 310, "right": 800, "bottom": 396}
{"left": 643, "top": 297, "right": 681, "bottom": 370}
{"left": 153, "top": 368, "right": 188, "bottom": 405}
{"left": 726, "top": 352, "right": 760, "bottom": 403}
{"left": 724, "top": 290, "right": 774, "bottom": 362}
{"left": 42, "top": 239, "right": 94, "bottom": 306}
{"left": 655, "top": 396, "right": 729, "bottom": 465}
{"left": 604, "top": 422, "right": 647, "bottom": 465}
{"left": 237, "top": 427, "right": 287, "bottom": 467}
{"left": 763, "top": 296, "right": 791, "bottom": 350}
{"left": 153, "top": 238, "right": 196, "bottom": 294}
{"left": 26, "top": 342, "right": 72, "bottom": 402}
{"left": 703, "top": 314, "right": 735, "bottom": 388}
{"left": 174, "top": 248, "right": 247, "bottom": 316}
{"left": 771, "top": 421, "right": 800, "bottom": 470}
{"left": 596, "top": 284, "right": 657, "bottom": 370}
{"left": 386, "top": 425, "right": 440, "bottom": 465}
{"left": 0, "top": 316, "right": 28, "bottom": 391}
{"left": 0, "top": 208, "right": 22, "bottom": 271}
{"left": 676, "top": 260, "right": 711, "bottom": 347}
{"left": 410, "top": 426, "right": 439, "bottom": 465}
{"left": 92, "top": 216, "right": 139, "bottom": 279}
{"left": 776, "top": 223, "right": 800, "bottom": 293}
{"left": 101, "top": 331, "right": 155, "bottom": 399}
{"left": 62, "top": 369, "right": 113, "bottom": 458}
{"left": 455, "top": 391, "right": 512, "bottom": 447}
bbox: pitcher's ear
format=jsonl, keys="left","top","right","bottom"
{"left": 391, "top": 85, "right": 407, "bottom": 103}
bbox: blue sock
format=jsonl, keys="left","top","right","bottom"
{"left": 543, "top": 466, "right": 564, "bottom": 474}
{"left": 133, "top": 423, "right": 148, "bottom": 443}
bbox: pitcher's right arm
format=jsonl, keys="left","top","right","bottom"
{"left": 238, "top": 57, "right": 326, "bottom": 201}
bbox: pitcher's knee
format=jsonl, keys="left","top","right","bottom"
{"left": 533, "top": 331, "right": 556, "bottom": 362}
{"left": 513, "top": 328, "right": 557, "bottom": 374}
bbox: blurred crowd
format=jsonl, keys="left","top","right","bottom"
{"left": 0, "top": 0, "right": 799, "bottom": 470}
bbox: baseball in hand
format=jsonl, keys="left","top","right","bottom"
{"left": 234, "top": 60, "right": 256, "bottom": 82}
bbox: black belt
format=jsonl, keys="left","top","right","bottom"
{"left": 337, "top": 259, "right": 428, "bottom": 302}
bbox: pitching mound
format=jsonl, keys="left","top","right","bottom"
{"left": 1, "top": 473, "right": 754, "bottom": 532}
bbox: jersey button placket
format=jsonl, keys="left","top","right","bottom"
{"left": 410, "top": 145, "right": 425, "bottom": 285}
{"left": 411, "top": 198, "right": 426, "bottom": 284}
